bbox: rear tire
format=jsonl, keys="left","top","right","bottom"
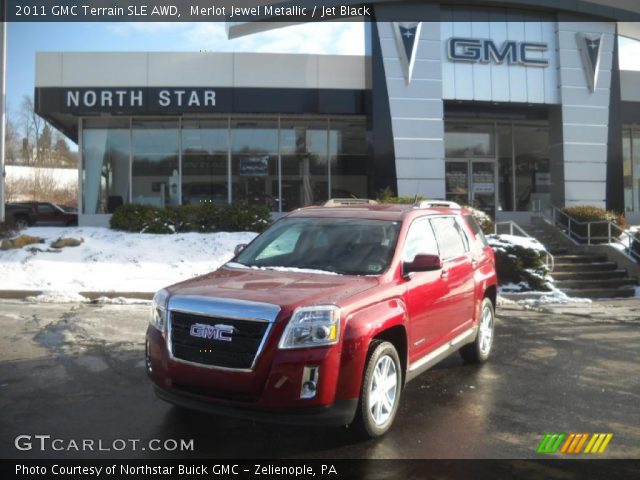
{"left": 354, "top": 341, "right": 402, "bottom": 438}
{"left": 14, "top": 216, "right": 29, "bottom": 230}
{"left": 459, "top": 297, "right": 495, "bottom": 364}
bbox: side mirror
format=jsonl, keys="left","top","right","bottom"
{"left": 234, "top": 244, "right": 247, "bottom": 256}
{"left": 403, "top": 254, "right": 442, "bottom": 277}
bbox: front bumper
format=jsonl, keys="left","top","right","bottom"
{"left": 154, "top": 385, "right": 358, "bottom": 427}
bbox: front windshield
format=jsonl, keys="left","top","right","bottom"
{"left": 232, "top": 217, "right": 401, "bottom": 275}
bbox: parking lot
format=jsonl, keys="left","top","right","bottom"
{"left": 1, "top": 298, "right": 639, "bottom": 459}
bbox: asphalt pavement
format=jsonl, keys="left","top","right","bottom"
{"left": 0, "top": 298, "right": 639, "bottom": 459}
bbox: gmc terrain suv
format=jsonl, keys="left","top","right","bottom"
{"left": 146, "top": 200, "right": 497, "bottom": 437}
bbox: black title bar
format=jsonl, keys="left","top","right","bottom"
{"left": 3, "top": 459, "right": 640, "bottom": 480}
{"left": 2, "top": 1, "right": 373, "bottom": 22}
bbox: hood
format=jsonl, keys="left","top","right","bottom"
{"left": 166, "top": 265, "right": 379, "bottom": 310}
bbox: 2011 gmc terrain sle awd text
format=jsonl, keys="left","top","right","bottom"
{"left": 145, "top": 200, "right": 497, "bottom": 437}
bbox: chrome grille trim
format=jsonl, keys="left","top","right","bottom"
{"left": 167, "top": 296, "right": 281, "bottom": 372}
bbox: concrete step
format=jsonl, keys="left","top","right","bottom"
{"left": 554, "top": 277, "right": 637, "bottom": 289}
{"left": 553, "top": 254, "right": 609, "bottom": 264}
{"left": 551, "top": 269, "right": 629, "bottom": 280}
{"left": 549, "top": 248, "right": 570, "bottom": 255}
{"left": 553, "top": 262, "right": 618, "bottom": 273}
{"left": 561, "top": 286, "right": 637, "bottom": 299}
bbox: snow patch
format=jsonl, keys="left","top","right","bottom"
{"left": 93, "top": 297, "right": 151, "bottom": 305}
{"left": 501, "top": 286, "right": 592, "bottom": 306}
{"left": 26, "top": 291, "right": 90, "bottom": 304}
{"left": 227, "top": 262, "right": 339, "bottom": 276}
{"left": 0, "top": 227, "right": 257, "bottom": 293}
{"left": 487, "top": 234, "right": 547, "bottom": 252}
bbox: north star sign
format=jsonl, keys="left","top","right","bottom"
{"left": 65, "top": 88, "right": 216, "bottom": 109}
{"left": 447, "top": 38, "right": 549, "bottom": 67}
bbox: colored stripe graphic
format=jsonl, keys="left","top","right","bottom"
{"left": 537, "top": 433, "right": 565, "bottom": 454}
{"left": 538, "top": 433, "right": 613, "bottom": 454}
{"left": 560, "top": 433, "right": 589, "bottom": 454}
{"left": 584, "top": 433, "right": 613, "bottom": 454}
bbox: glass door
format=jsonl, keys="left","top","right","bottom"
{"left": 445, "top": 159, "right": 497, "bottom": 217}
{"left": 445, "top": 161, "right": 469, "bottom": 207}
{"left": 471, "top": 160, "right": 496, "bottom": 216}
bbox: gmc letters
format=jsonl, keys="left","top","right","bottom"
{"left": 448, "top": 38, "right": 549, "bottom": 66}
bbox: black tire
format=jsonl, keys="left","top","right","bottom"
{"left": 13, "top": 216, "right": 29, "bottom": 230}
{"left": 65, "top": 220, "right": 78, "bottom": 227}
{"left": 459, "top": 297, "right": 495, "bottom": 364}
{"left": 354, "top": 341, "right": 402, "bottom": 438}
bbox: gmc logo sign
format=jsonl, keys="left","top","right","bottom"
{"left": 447, "top": 38, "right": 548, "bottom": 67}
{"left": 189, "top": 323, "right": 235, "bottom": 342}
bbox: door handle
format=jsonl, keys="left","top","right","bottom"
{"left": 440, "top": 269, "right": 449, "bottom": 279}
{"left": 471, "top": 259, "right": 478, "bottom": 268}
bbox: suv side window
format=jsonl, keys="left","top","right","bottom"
{"left": 430, "top": 216, "right": 469, "bottom": 260}
{"left": 462, "top": 214, "right": 488, "bottom": 246}
{"left": 403, "top": 218, "right": 439, "bottom": 262}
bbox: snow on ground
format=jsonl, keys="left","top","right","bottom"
{"left": 25, "top": 291, "right": 90, "bottom": 304}
{"left": 499, "top": 286, "right": 592, "bottom": 306}
{"left": 487, "top": 234, "right": 547, "bottom": 252}
{"left": 0, "top": 227, "right": 257, "bottom": 294}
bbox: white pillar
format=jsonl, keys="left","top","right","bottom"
{"left": 0, "top": 16, "right": 7, "bottom": 222}
{"left": 0, "top": 18, "right": 6, "bottom": 222}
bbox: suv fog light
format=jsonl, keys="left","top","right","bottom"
{"left": 300, "top": 366, "right": 319, "bottom": 399}
{"left": 145, "top": 340, "right": 153, "bottom": 375}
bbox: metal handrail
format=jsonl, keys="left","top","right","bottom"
{"left": 550, "top": 206, "right": 639, "bottom": 263}
{"left": 493, "top": 221, "right": 555, "bottom": 272}
{"left": 494, "top": 221, "right": 532, "bottom": 238}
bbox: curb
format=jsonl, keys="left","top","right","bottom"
{"left": 0, "top": 290, "right": 153, "bottom": 301}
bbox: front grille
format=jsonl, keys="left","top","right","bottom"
{"left": 169, "top": 311, "right": 270, "bottom": 369}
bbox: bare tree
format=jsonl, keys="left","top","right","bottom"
{"left": 19, "top": 95, "right": 44, "bottom": 165}
{"left": 3, "top": 117, "right": 20, "bottom": 164}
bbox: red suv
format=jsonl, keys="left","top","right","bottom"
{"left": 146, "top": 200, "right": 497, "bottom": 437}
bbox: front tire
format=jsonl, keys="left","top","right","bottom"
{"left": 354, "top": 341, "right": 402, "bottom": 438}
{"left": 459, "top": 297, "right": 495, "bottom": 363}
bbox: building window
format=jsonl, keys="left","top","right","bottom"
{"left": 623, "top": 125, "right": 640, "bottom": 212}
{"left": 497, "top": 124, "right": 513, "bottom": 212}
{"left": 280, "top": 118, "right": 329, "bottom": 210}
{"left": 445, "top": 124, "right": 495, "bottom": 158}
{"left": 132, "top": 120, "right": 179, "bottom": 208}
{"left": 82, "top": 118, "right": 130, "bottom": 214}
{"left": 444, "top": 121, "right": 550, "bottom": 214}
{"left": 329, "top": 118, "right": 368, "bottom": 200}
{"left": 182, "top": 120, "right": 229, "bottom": 206}
{"left": 231, "top": 118, "right": 279, "bottom": 212}
{"left": 513, "top": 125, "right": 550, "bottom": 212}
{"left": 80, "top": 115, "right": 370, "bottom": 214}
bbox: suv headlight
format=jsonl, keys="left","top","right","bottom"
{"left": 279, "top": 306, "right": 341, "bottom": 349}
{"left": 150, "top": 289, "right": 169, "bottom": 332}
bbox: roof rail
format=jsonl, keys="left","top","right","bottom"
{"left": 323, "top": 198, "right": 379, "bottom": 207}
{"left": 417, "top": 200, "right": 462, "bottom": 209}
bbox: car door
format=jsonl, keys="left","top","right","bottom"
{"left": 402, "top": 217, "right": 451, "bottom": 362}
{"left": 429, "top": 216, "right": 476, "bottom": 337}
{"left": 36, "top": 204, "right": 60, "bottom": 226}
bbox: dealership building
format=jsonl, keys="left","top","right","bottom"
{"left": 34, "top": 1, "right": 640, "bottom": 225}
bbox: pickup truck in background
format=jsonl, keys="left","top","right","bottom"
{"left": 4, "top": 203, "right": 38, "bottom": 229}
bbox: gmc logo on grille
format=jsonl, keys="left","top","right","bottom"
{"left": 189, "top": 323, "right": 235, "bottom": 342}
